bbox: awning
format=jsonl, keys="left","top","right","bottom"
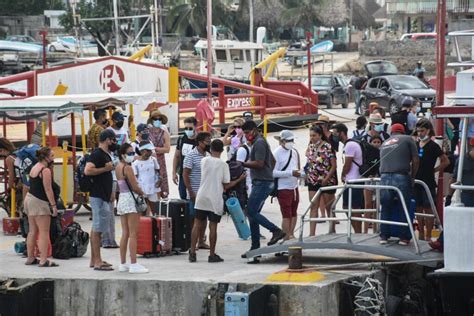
{"left": 0, "top": 91, "right": 166, "bottom": 121}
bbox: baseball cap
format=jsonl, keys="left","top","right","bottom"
{"left": 391, "top": 123, "right": 406, "bottom": 134}
{"left": 111, "top": 111, "right": 126, "bottom": 121}
{"left": 369, "top": 113, "right": 384, "bottom": 124}
{"left": 99, "top": 129, "right": 116, "bottom": 142}
{"left": 401, "top": 97, "right": 414, "bottom": 108}
{"left": 137, "top": 123, "right": 148, "bottom": 133}
{"left": 274, "top": 130, "right": 295, "bottom": 141}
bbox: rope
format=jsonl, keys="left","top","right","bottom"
{"left": 307, "top": 101, "right": 355, "bottom": 122}
{"left": 266, "top": 118, "right": 310, "bottom": 130}
{"left": 353, "top": 278, "right": 385, "bottom": 315}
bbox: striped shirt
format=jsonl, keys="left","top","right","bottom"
{"left": 183, "top": 147, "right": 207, "bottom": 198}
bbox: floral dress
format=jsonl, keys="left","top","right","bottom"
{"left": 148, "top": 127, "right": 169, "bottom": 197}
{"left": 305, "top": 141, "right": 338, "bottom": 187}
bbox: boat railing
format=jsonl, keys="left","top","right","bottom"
{"left": 298, "top": 178, "right": 442, "bottom": 255}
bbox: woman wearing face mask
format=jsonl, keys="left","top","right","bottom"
{"left": 23, "top": 147, "right": 60, "bottom": 267}
{"left": 413, "top": 119, "right": 450, "bottom": 241}
{"left": 364, "top": 113, "right": 390, "bottom": 143}
{"left": 147, "top": 110, "right": 170, "bottom": 198}
{"left": 132, "top": 141, "right": 161, "bottom": 216}
{"left": 115, "top": 143, "right": 148, "bottom": 274}
{"left": 223, "top": 118, "right": 246, "bottom": 160}
{"left": 305, "top": 126, "right": 337, "bottom": 236}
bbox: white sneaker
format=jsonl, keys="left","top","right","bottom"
{"left": 129, "top": 263, "right": 149, "bottom": 274}
{"left": 119, "top": 263, "right": 130, "bottom": 272}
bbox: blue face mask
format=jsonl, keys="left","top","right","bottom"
{"left": 374, "top": 124, "right": 384, "bottom": 132}
{"left": 153, "top": 120, "right": 162, "bottom": 128}
{"left": 184, "top": 130, "right": 194, "bottom": 138}
{"left": 416, "top": 107, "right": 421, "bottom": 113}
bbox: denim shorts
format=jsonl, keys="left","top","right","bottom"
{"left": 90, "top": 197, "right": 111, "bottom": 233}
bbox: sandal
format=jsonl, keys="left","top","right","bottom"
{"left": 25, "top": 258, "right": 40, "bottom": 265}
{"left": 89, "top": 261, "right": 113, "bottom": 268}
{"left": 39, "top": 260, "right": 59, "bottom": 267}
{"left": 94, "top": 264, "right": 114, "bottom": 271}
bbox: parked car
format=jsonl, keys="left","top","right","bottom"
{"left": 304, "top": 74, "right": 350, "bottom": 109}
{"left": 400, "top": 33, "right": 437, "bottom": 42}
{"left": 364, "top": 60, "right": 398, "bottom": 79}
{"left": 6, "top": 35, "right": 42, "bottom": 45}
{"left": 360, "top": 75, "right": 436, "bottom": 115}
{"left": 48, "top": 36, "right": 97, "bottom": 54}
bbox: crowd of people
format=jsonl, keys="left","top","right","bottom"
{"left": 4, "top": 100, "right": 474, "bottom": 272}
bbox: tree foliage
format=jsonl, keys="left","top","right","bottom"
{"left": 0, "top": 0, "right": 64, "bottom": 15}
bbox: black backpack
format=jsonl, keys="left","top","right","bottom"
{"left": 347, "top": 139, "right": 380, "bottom": 177}
{"left": 66, "top": 222, "right": 89, "bottom": 257}
{"left": 76, "top": 153, "right": 93, "bottom": 192}
{"left": 52, "top": 221, "right": 89, "bottom": 259}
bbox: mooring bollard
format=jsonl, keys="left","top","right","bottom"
{"left": 288, "top": 246, "right": 303, "bottom": 270}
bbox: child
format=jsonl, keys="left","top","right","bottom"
{"left": 131, "top": 123, "right": 149, "bottom": 156}
{"left": 132, "top": 141, "right": 161, "bottom": 215}
{"left": 363, "top": 135, "right": 382, "bottom": 233}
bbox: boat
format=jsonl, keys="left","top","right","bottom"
{"left": 188, "top": 27, "right": 268, "bottom": 97}
{"left": 0, "top": 40, "right": 42, "bottom": 54}
{"left": 286, "top": 40, "right": 334, "bottom": 66}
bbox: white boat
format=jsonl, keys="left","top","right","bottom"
{"left": 0, "top": 40, "right": 42, "bottom": 54}
{"left": 194, "top": 27, "right": 268, "bottom": 82}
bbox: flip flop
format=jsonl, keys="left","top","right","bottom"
{"left": 25, "top": 258, "right": 40, "bottom": 265}
{"left": 94, "top": 264, "right": 114, "bottom": 271}
{"left": 89, "top": 261, "right": 113, "bottom": 268}
{"left": 39, "top": 260, "right": 59, "bottom": 267}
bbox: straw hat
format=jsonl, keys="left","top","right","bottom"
{"left": 315, "top": 115, "right": 330, "bottom": 124}
{"left": 149, "top": 109, "right": 168, "bottom": 125}
{"left": 368, "top": 113, "right": 384, "bottom": 124}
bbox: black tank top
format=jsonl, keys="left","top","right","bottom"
{"left": 29, "top": 167, "right": 60, "bottom": 202}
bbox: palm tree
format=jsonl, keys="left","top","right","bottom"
{"left": 167, "top": 0, "right": 229, "bottom": 36}
{"left": 279, "top": 0, "right": 324, "bottom": 30}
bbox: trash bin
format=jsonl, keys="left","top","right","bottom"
{"left": 0, "top": 279, "right": 54, "bottom": 316}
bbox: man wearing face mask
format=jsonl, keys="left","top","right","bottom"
{"left": 173, "top": 117, "right": 198, "bottom": 200}
{"left": 273, "top": 130, "right": 301, "bottom": 240}
{"left": 241, "top": 120, "right": 286, "bottom": 257}
{"left": 364, "top": 113, "right": 390, "bottom": 143}
{"left": 107, "top": 111, "right": 129, "bottom": 148}
{"left": 88, "top": 109, "right": 108, "bottom": 150}
{"left": 183, "top": 132, "right": 211, "bottom": 249}
{"left": 414, "top": 119, "right": 450, "bottom": 241}
{"left": 85, "top": 129, "right": 116, "bottom": 271}
{"left": 333, "top": 123, "right": 364, "bottom": 233}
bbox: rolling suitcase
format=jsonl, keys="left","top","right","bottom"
{"left": 137, "top": 216, "right": 161, "bottom": 257}
{"left": 225, "top": 197, "right": 250, "bottom": 240}
{"left": 156, "top": 216, "right": 172, "bottom": 254}
{"left": 156, "top": 199, "right": 192, "bottom": 252}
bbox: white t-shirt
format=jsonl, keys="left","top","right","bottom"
{"left": 344, "top": 141, "right": 363, "bottom": 181}
{"left": 272, "top": 146, "right": 299, "bottom": 190}
{"left": 132, "top": 157, "right": 160, "bottom": 195}
{"left": 107, "top": 126, "right": 129, "bottom": 145}
{"left": 194, "top": 156, "right": 230, "bottom": 215}
{"left": 235, "top": 144, "right": 252, "bottom": 194}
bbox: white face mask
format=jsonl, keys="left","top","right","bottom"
{"left": 124, "top": 155, "right": 134, "bottom": 164}
{"left": 419, "top": 135, "right": 429, "bottom": 142}
{"left": 284, "top": 142, "right": 294, "bottom": 151}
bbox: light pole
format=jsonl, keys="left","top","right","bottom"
{"left": 348, "top": 0, "right": 353, "bottom": 50}
{"left": 207, "top": 0, "right": 212, "bottom": 103}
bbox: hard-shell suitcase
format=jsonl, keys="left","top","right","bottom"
{"left": 137, "top": 216, "right": 161, "bottom": 257}
{"left": 156, "top": 216, "right": 172, "bottom": 253}
{"left": 156, "top": 199, "right": 192, "bottom": 252}
{"left": 225, "top": 197, "right": 250, "bottom": 240}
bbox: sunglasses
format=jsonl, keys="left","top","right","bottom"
{"left": 184, "top": 127, "right": 194, "bottom": 131}
{"left": 233, "top": 125, "right": 241, "bottom": 128}
{"left": 153, "top": 118, "right": 162, "bottom": 121}
{"left": 126, "top": 152, "right": 135, "bottom": 157}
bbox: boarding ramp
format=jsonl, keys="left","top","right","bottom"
{"left": 244, "top": 178, "right": 444, "bottom": 267}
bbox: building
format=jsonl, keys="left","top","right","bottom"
{"left": 386, "top": 0, "right": 474, "bottom": 33}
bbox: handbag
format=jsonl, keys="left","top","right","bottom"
{"left": 122, "top": 166, "right": 148, "bottom": 214}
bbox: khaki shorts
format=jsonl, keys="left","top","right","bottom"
{"left": 24, "top": 193, "right": 51, "bottom": 216}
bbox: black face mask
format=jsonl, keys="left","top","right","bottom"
{"left": 108, "top": 143, "right": 117, "bottom": 152}
{"left": 102, "top": 119, "right": 108, "bottom": 126}
{"left": 116, "top": 121, "right": 124, "bottom": 129}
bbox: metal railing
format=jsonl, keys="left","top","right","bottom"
{"left": 298, "top": 178, "right": 443, "bottom": 255}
